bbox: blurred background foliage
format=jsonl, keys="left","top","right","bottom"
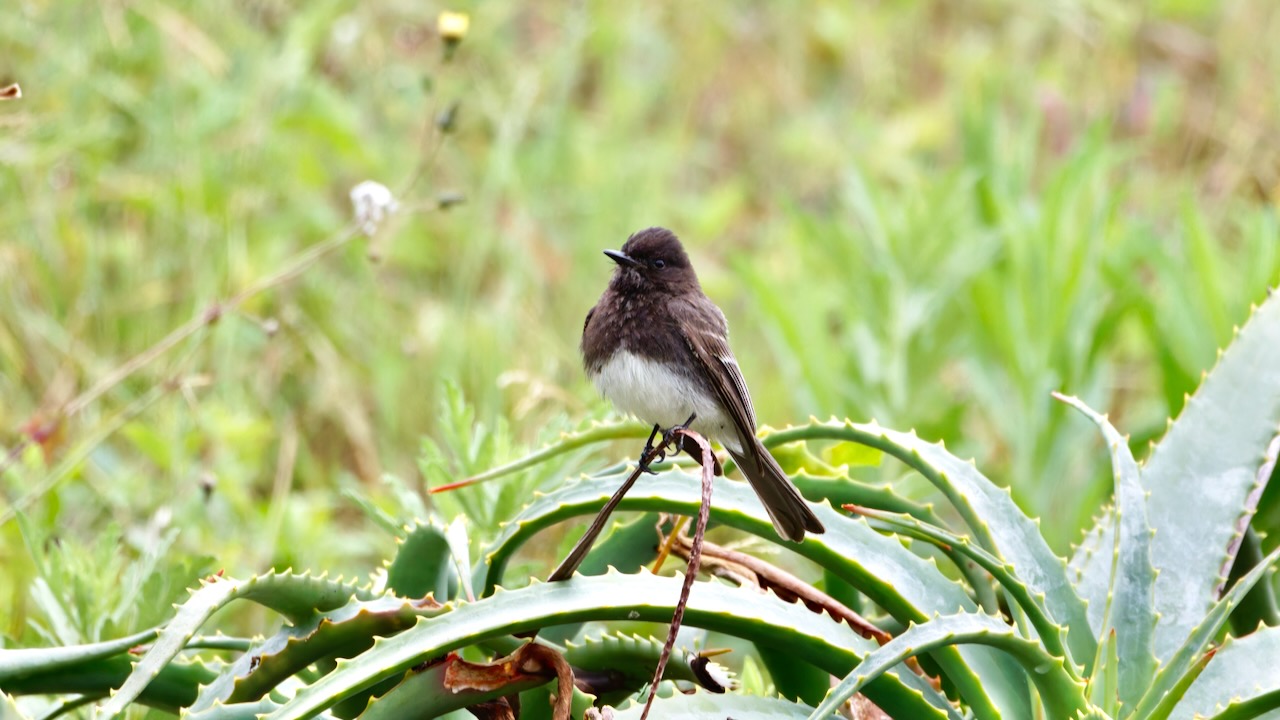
{"left": 2, "top": 0, "right": 1279, "bottom": 647}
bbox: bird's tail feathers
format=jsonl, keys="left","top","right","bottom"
{"left": 728, "top": 441, "right": 825, "bottom": 542}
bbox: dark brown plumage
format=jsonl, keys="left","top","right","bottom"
{"left": 582, "top": 227, "right": 824, "bottom": 542}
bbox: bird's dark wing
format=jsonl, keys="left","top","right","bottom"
{"left": 583, "top": 304, "right": 596, "bottom": 335}
{"left": 670, "top": 295, "right": 758, "bottom": 448}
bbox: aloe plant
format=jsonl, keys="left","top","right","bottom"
{"left": 3, "top": 292, "right": 1279, "bottom": 718}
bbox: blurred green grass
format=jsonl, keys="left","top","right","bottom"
{"left": 2, "top": 1, "right": 1279, "bottom": 642}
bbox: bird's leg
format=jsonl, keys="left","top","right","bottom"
{"left": 668, "top": 413, "right": 722, "bottom": 475}
{"left": 637, "top": 423, "right": 663, "bottom": 474}
{"left": 662, "top": 413, "right": 698, "bottom": 449}
{"left": 666, "top": 414, "right": 718, "bottom": 472}
{"left": 637, "top": 415, "right": 699, "bottom": 474}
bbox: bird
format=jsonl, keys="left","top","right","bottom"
{"left": 581, "top": 226, "right": 825, "bottom": 542}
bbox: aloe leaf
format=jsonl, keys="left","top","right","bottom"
{"left": 793, "top": 473, "right": 948, "bottom": 524}
{"left": 235, "top": 572, "right": 382, "bottom": 622}
{"left": 443, "top": 420, "right": 650, "bottom": 486}
{"left": 576, "top": 513, "right": 665, "bottom": 577}
{"left": 1073, "top": 292, "right": 1280, "bottom": 661}
{"left": 809, "top": 612, "right": 1089, "bottom": 720}
{"left": 1202, "top": 697, "right": 1280, "bottom": 720}
{"left": 186, "top": 595, "right": 451, "bottom": 713}
{"left": 535, "top": 513, "right": 668, "bottom": 646}
{"left": 517, "top": 683, "right": 597, "bottom": 720}
{"left": 263, "top": 571, "right": 952, "bottom": 720}
{"left": 0, "top": 654, "right": 217, "bottom": 713}
{"left": 222, "top": 597, "right": 434, "bottom": 707}
{"left": 384, "top": 519, "right": 452, "bottom": 600}
{"left": 766, "top": 420, "right": 1095, "bottom": 667}
{"left": 1087, "top": 629, "right": 1119, "bottom": 716}
{"left": 185, "top": 699, "right": 284, "bottom": 720}
{"left": 1167, "top": 625, "right": 1280, "bottom": 720}
{"left": 1, "top": 692, "right": 32, "bottom": 720}
{"left": 759, "top": 649, "right": 831, "bottom": 706}
{"left": 443, "top": 516, "right": 472, "bottom": 598}
{"left": 1226, "top": 527, "right": 1280, "bottom": 636}
{"left": 484, "top": 471, "right": 1028, "bottom": 718}
{"left": 93, "top": 577, "right": 239, "bottom": 719}
{"left": 1055, "top": 393, "right": 1157, "bottom": 704}
{"left": 853, "top": 507, "right": 1071, "bottom": 669}
{"left": 356, "top": 655, "right": 551, "bottom": 719}
{"left": 93, "top": 572, "right": 379, "bottom": 719}
{"left": 1069, "top": 508, "right": 1113, "bottom": 634}
{"left": 1131, "top": 546, "right": 1280, "bottom": 719}
{"left": 563, "top": 632, "right": 734, "bottom": 703}
{"left": 0, "top": 628, "right": 158, "bottom": 682}
{"left": 609, "top": 691, "right": 815, "bottom": 718}
{"left": 1144, "top": 644, "right": 1214, "bottom": 720}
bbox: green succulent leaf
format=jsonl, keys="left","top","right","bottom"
{"left": 575, "top": 513, "right": 666, "bottom": 577}
{"left": 0, "top": 628, "right": 159, "bottom": 682}
{"left": 759, "top": 648, "right": 831, "bottom": 706}
{"left": 93, "top": 572, "right": 379, "bottom": 719}
{"left": 0, "top": 654, "right": 218, "bottom": 714}
{"left": 384, "top": 519, "right": 453, "bottom": 600}
{"left": 608, "top": 691, "right": 815, "bottom": 718}
{"left": 563, "top": 631, "right": 734, "bottom": 702}
{"left": 355, "top": 656, "right": 551, "bottom": 720}
{"left": 263, "top": 571, "right": 953, "bottom": 720}
{"left": 852, "top": 506, "right": 1072, "bottom": 669}
{"left": 809, "top": 612, "right": 1090, "bottom": 720}
{"left": 766, "top": 420, "right": 1095, "bottom": 668}
{"left": 1068, "top": 515, "right": 1111, "bottom": 619}
{"left": 1055, "top": 392, "right": 1157, "bottom": 705}
{"left": 220, "top": 596, "right": 436, "bottom": 709}
{"left": 1165, "top": 624, "right": 1280, "bottom": 720}
{"left": 1131, "top": 546, "right": 1280, "bottom": 719}
{"left": 483, "top": 471, "right": 1028, "bottom": 718}
{"left": 445, "top": 419, "right": 651, "bottom": 486}
{"left": 1144, "top": 641, "right": 1215, "bottom": 720}
{"left": 1072, "top": 292, "right": 1280, "bottom": 661}
{"left": 186, "top": 699, "right": 335, "bottom": 720}
{"left": 793, "top": 473, "right": 947, "bottom": 524}
{"left": 1087, "top": 629, "right": 1120, "bottom": 716}
{"left": 0, "top": 692, "right": 33, "bottom": 720}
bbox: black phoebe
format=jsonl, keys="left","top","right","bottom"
{"left": 581, "top": 227, "right": 825, "bottom": 542}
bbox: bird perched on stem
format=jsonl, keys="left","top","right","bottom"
{"left": 581, "top": 227, "right": 825, "bottom": 542}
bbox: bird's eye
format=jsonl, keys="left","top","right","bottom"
{"left": 653, "top": 259, "right": 666, "bottom": 269}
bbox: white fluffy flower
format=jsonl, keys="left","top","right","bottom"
{"left": 349, "top": 180, "right": 399, "bottom": 236}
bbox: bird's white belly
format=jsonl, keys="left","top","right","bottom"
{"left": 592, "top": 350, "right": 742, "bottom": 453}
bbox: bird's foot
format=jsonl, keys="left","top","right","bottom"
{"left": 665, "top": 414, "right": 722, "bottom": 475}
{"left": 663, "top": 414, "right": 723, "bottom": 473}
{"left": 637, "top": 423, "right": 664, "bottom": 474}
{"left": 661, "top": 413, "right": 698, "bottom": 453}
{"left": 636, "top": 414, "right": 699, "bottom": 474}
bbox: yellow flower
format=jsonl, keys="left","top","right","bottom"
{"left": 437, "top": 11, "right": 470, "bottom": 43}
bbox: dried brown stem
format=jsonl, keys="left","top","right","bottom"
{"left": 638, "top": 427, "right": 714, "bottom": 720}
{"left": 547, "top": 430, "right": 684, "bottom": 583}
{"left": 667, "top": 532, "right": 934, "bottom": 682}
{"left": 541, "top": 426, "right": 718, "bottom": 720}
{"left": 668, "top": 534, "right": 888, "bottom": 643}
{"left": 445, "top": 643, "right": 574, "bottom": 720}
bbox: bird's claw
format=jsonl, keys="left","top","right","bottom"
{"left": 662, "top": 413, "right": 697, "bottom": 448}
{"left": 637, "top": 423, "right": 662, "bottom": 473}
{"left": 636, "top": 415, "right": 696, "bottom": 474}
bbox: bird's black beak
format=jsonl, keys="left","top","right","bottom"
{"left": 604, "top": 249, "right": 642, "bottom": 268}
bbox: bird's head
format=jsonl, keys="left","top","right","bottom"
{"left": 604, "top": 227, "right": 699, "bottom": 294}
